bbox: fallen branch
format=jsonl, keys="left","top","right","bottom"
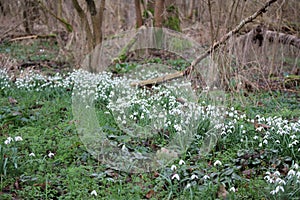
{"left": 131, "top": 0, "right": 278, "bottom": 87}
{"left": 9, "top": 34, "right": 56, "bottom": 42}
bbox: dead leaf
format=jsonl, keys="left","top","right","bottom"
{"left": 217, "top": 184, "right": 228, "bottom": 200}
{"left": 153, "top": 171, "right": 159, "bottom": 178}
{"left": 242, "top": 169, "right": 255, "bottom": 178}
{"left": 176, "top": 97, "right": 185, "bottom": 104}
{"left": 145, "top": 189, "right": 155, "bottom": 199}
{"left": 8, "top": 97, "right": 18, "bottom": 105}
{"left": 254, "top": 122, "right": 270, "bottom": 130}
{"left": 14, "top": 179, "right": 20, "bottom": 190}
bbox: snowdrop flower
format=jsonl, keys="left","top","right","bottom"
{"left": 290, "top": 135, "right": 297, "bottom": 140}
{"left": 179, "top": 159, "right": 185, "bottom": 165}
{"left": 171, "top": 174, "right": 180, "bottom": 181}
{"left": 90, "top": 190, "right": 97, "bottom": 196}
{"left": 275, "top": 178, "right": 286, "bottom": 185}
{"left": 287, "top": 169, "right": 296, "bottom": 177}
{"left": 171, "top": 165, "right": 177, "bottom": 171}
{"left": 203, "top": 175, "right": 210, "bottom": 180}
{"left": 274, "top": 171, "right": 281, "bottom": 176}
{"left": 14, "top": 136, "right": 23, "bottom": 141}
{"left": 275, "top": 185, "right": 284, "bottom": 193}
{"left": 253, "top": 136, "right": 259, "bottom": 140}
{"left": 270, "top": 185, "right": 285, "bottom": 195}
{"left": 214, "top": 160, "right": 222, "bottom": 166}
{"left": 29, "top": 153, "right": 35, "bottom": 157}
{"left": 256, "top": 126, "right": 264, "bottom": 132}
{"left": 4, "top": 137, "right": 13, "bottom": 145}
{"left": 229, "top": 187, "right": 236, "bottom": 192}
{"left": 185, "top": 183, "right": 191, "bottom": 189}
{"left": 296, "top": 171, "right": 300, "bottom": 179}
{"left": 293, "top": 163, "right": 299, "bottom": 170}
{"left": 190, "top": 174, "right": 198, "bottom": 180}
{"left": 48, "top": 151, "right": 55, "bottom": 158}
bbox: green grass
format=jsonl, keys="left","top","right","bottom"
{"left": 0, "top": 67, "right": 299, "bottom": 199}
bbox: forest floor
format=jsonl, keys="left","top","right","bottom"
{"left": 0, "top": 38, "right": 299, "bottom": 199}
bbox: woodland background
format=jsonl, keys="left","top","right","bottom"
{"left": 0, "top": 0, "right": 299, "bottom": 92}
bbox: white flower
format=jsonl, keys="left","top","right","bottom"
{"left": 290, "top": 135, "right": 297, "bottom": 140}
{"left": 293, "top": 163, "right": 299, "bottom": 170}
{"left": 190, "top": 174, "right": 198, "bottom": 180}
{"left": 275, "top": 185, "right": 284, "bottom": 193}
{"left": 174, "top": 124, "right": 182, "bottom": 132}
{"left": 274, "top": 171, "right": 280, "bottom": 176}
{"left": 14, "top": 136, "right": 23, "bottom": 141}
{"left": 214, "top": 160, "right": 222, "bottom": 166}
{"left": 287, "top": 169, "right": 296, "bottom": 177}
{"left": 253, "top": 136, "right": 258, "bottom": 140}
{"left": 203, "top": 175, "right": 210, "bottom": 180}
{"left": 171, "top": 174, "right": 180, "bottom": 181}
{"left": 171, "top": 165, "right": 177, "bottom": 171}
{"left": 270, "top": 190, "right": 276, "bottom": 195}
{"left": 185, "top": 183, "right": 191, "bottom": 189}
{"left": 29, "top": 153, "right": 35, "bottom": 157}
{"left": 4, "top": 137, "right": 13, "bottom": 145}
{"left": 179, "top": 159, "right": 185, "bottom": 165}
{"left": 48, "top": 151, "right": 55, "bottom": 158}
{"left": 229, "top": 187, "right": 236, "bottom": 192}
{"left": 90, "top": 190, "right": 97, "bottom": 196}
{"left": 275, "top": 178, "right": 286, "bottom": 185}
{"left": 296, "top": 171, "right": 300, "bottom": 178}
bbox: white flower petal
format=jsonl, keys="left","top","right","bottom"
{"left": 171, "top": 165, "right": 177, "bottom": 171}
{"left": 91, "top": 190, "right": 97, "bottom": 196}
{"left": 179, "top": 159, "right": 185, "bottom": 165}
{"left": 171, "top": 174, "right": 180, "bottom": 181}
{"left": 214, "top": 160, "right": 222, "bottom": 166}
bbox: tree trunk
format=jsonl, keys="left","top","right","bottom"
{"left": 72, "top": 0, "right": 93, "bottom": 50}
{"left": 90, "top": 0, "right": 105, "bottom": 46}
{"left": 154, "top": 0, "right": 165, "bottom": 27}
{"left": 188, "top": 0, "right": 195, "bottom": 19}
{"left": 134, "top": 0, "right": 143, "bottom": 28}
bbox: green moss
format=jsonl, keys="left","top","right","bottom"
{"left": 164, "top": 5, "right": 181, "bottom": 31}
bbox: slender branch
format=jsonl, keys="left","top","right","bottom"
{"left": 190, "top": 0, "right": 277, "bottom": 70}
{"left": 38, "top": 0, "right": 73, "bottom": 32}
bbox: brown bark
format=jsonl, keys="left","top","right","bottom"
{"left": 188, "top": 0, "right": 195, "bottom": 19}
{"left": 91, "top": 0, "right": 105, "bottom": 46}
{"left": 72, "top": 0, "right": 93, "bottom": 50}
{"left": 23, "top": 0, "right": 39, "bottom": 34}
{"left": 154, "top": 0, "right": 165, "bottom": 27}
{"left": 134, "top": 0, "right": 143, "bottom": 28}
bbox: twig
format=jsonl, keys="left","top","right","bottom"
{"left": 131, "top": 0, "right": 278, "bottom": 87}
{"left": 38, "top": 0, "right": 73, "bottom": 32}
{"left": 10, "top": 34, "right": 56, "bottom": 42}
